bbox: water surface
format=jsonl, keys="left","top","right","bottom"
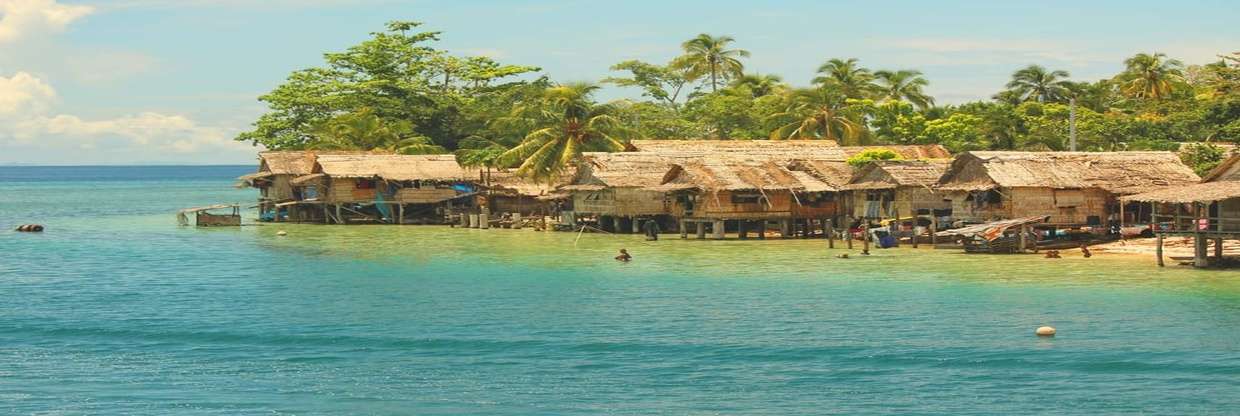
{"left": 2, "top": 166, "right": 1239, "bottom": 415}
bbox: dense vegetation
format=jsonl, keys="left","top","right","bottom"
{"left": 237, "top": 21, "right": 1240, "bottom": 177}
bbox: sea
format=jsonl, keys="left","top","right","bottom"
{"left": 1, "top": 165, "right": 1239, "bottom": 415}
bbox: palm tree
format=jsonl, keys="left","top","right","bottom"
{"left": 497, "top": 82, "right": 634, "bottom": 181}
{"left": 309, "top": 108, "right": 446, "bottom": 154}
{"left": 873, "top": 69, "right": 934, "bottom": 110}
{"left": 454, "top": 136, "right": 512, "bottom": 186}
{"left": 730, "top": 73, "right": 786, "bottom": 97}
{"left": 673, "top": 34, "right": 750, "bottom": 92}
{"left": 813, "top": 58, "right": 877, "bottom": 99}
{"left": 768, "top": 88, "right": 864, "bottom": 144}
{"left": 1005, "top": 65, "right": 1072, "bottom": 103}
{"left": 1117, "top": 52, "right": 1185, "bottom": 100}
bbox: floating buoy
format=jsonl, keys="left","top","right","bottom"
{"left": 15, "top": 224, "right": 44, "bottom": 232}
{"left": 1036, "top": 326, "right": 1056, "bottom": 337}
{"left": 276, "top": 230, "right": 288, "bottom": 236}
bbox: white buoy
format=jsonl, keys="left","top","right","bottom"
{"left": 276, "top": 230, "right": 288, "bottom": 236}
{"left": 1036, "top": 326, "right": 1056, "bottom": 336}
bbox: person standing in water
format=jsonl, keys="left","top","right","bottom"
{"left": 615, "top": 249, "right": 632, "bottom": 262}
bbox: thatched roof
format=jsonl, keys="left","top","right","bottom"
{"left": 487, "top": 169, "right": 575, "bottom": 197}
{"left": 1202, "top": 154, "right": 1240, "bottom": 182}
{"left": 785, "top": 159, "right": 856, "bottom": 189}
{"left": 937, "top": 151, "right": 1200, "bottom": 195}
{"left": 314, "top": 154, "right": 481, "bottom": 182}
{"left": 563, "top": 152, "right": 686, "bottom": 190}
{"left": 1120, "top": 181, "right": 1240, "bottom": 203}
{"left": 653, "top": 156, "right": 835, "bottom": 193}
{"left": 258, "top": 151, "right": 320, "bottom": 175}
{"left": 841, "top": 160, "right": 950, "bottom": 191}
{"left": 626, "top": 140, "right": 950, "bottom": 162}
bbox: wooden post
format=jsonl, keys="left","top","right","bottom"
{"left": 1018, "top": 224, "right": 1028, "bottom": 252}
{"left": 631, "top": 217, "right": 640, "bottom": 234}
{"left": 513, "top": 213, "right": 523, "bottom": 229}
{"left": 397, "top": 204, "right": 404, "bottom": 225}
{"left": 780, "top": 220, "right": 792, "bottom": 238}
{"left": 480, "top": 207, "right": 490, "bottom": 229}
{"left": 861, "top": 222, "right": 870, "bottom": 255}
{"left": 912, "top": 216, "right": 920, "bottom": 248}
{"left": 468, "top": 214, "right": 478, "bottom": 228}
{"left": 613, "top": 216, "right": 623, "bottom": 234}
{"left": 756, "top": 221, "right": 766, "bottom": 240}
{"left": 827, "top": 219, "right": 835, "bottom": 249}
{"left": 738, "top": 220, "right": 748, "bottom": 240}
{"left": 322, "top": 205, "right": 329, "bottom": 224}
{"left": 335, "top": 204, "right": 343, "bottom": 225}
{"left": 713, "top": 219, "right": 726, "bottom": 240}
{"left": 846, "top": 218, "right": 854, "bottom": 249}
{"left": 696, "top": 221, "right": 707, "bottom": 239}
{"left": 1195, "top": 203, "right": 1207, "bottom": 267}
{"left": 680, "top": 219, "right": 689, "bottom": 239}
{"left": 930, "top": 215, "right": 938, "bottom": 247}
{"left": 1156, "top": 233, "right": 1165, "bottom": 267}
{"left": 1215, "top": 237, "right": 1224, "bottom": 260}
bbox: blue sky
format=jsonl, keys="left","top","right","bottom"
{"left": 1, "top": 0, "right": 1237, "bottom": 165}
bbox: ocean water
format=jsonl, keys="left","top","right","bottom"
{"left": 1, "top": 166, "right": 1240, "bottom": 415}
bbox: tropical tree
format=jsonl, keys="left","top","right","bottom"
{"left": 672, "top": 34, "right": 750, "bottom": 92}
{"left": 768, "top": 88, "right": 864, "bottom": 144}
{"left": 729, "top": 73, "right": 787, "bottom": 98}
{"left": 454, "top": 136, "right": 513, "bottom": 185}
{"left": 873, "top": 69, "right": 934, "bottom": 110}
{"left": 1004, "top": 65, "right": 1072, "bottom": 103}
{"left": 308, "top": 108, "right": 447, "bottom": 154}
{"left": 813, "top": 58, "right": 877, "bottom": 99}
{"left": 1117, "top": 52, "right": 1186, "bottom": 100}
{"left": 604, "top": 60, "right": 692, "bottom": 107}
{"left": 497, "top": 83, "right": 635, "bottom": 181}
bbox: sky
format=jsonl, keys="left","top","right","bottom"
{"left": 1, "top": 0, "right": 1237, "bottom": 165}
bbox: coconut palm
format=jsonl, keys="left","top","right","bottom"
{"left": 497, "top": 82, "right": 634, "bottom": 181}
{"left": 768, "top": 88, "right": 864, "bottom": 144}
{"left": 1117, "top": 52, "right": 1185, "bottom": 100}
{"left": 873, "top": 69, "right": 934, "bottom": 110}
{"left": 813, "top": 58, "right": 877, "bottom": 99}
{"left": 673, "top": 34, "right": 750, "bottom": 92}
{"left": 454, "top": 136, "right": 513, "bottom": 185}
{"left": 1005, "top": 65, "right": 1072, "bottom": 103}
{"left": 729, "top": 73, "right": 787, "bottom": 97}
{"left": 308, "top": 108, "right": 446, "bottom": 154}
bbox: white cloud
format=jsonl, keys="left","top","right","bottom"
{"left": 0, "top": 71, "right": 56, "bottom": 116}
{"left": 63, "top": 49, "right": 159, "bottom": 84}
{"left": 0, "top": 0, "right": 94, "bottom": 43}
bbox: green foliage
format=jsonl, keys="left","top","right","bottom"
{"left": 496, "top": 82, "right": 635, "bottom": 181}
{"left": 1180, "top": 142, "right": 1228, "bottom": 175}
{"left": 307, "top": 108, "right": 447, "bottom": 154}
{"left": 846, "top": 148, "right": 904, "bottom": 167}
{"left": 604, "top": 60, "right": 691, "bottom": 106}
{"left": 672, "top": 34, "right": 750, "bottom": 92}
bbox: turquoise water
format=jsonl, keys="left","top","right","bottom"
{"left": 2, "top": 166, "right": 1240, "bottom": 415}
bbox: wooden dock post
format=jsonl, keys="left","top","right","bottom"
{"left": 335, "top": 204, "right": 343, "bottom": 225}
{"left": 826, "top": 219, "right": 835, "bottom": 249}
{"left": 696, "top": 221, "right": 706, "bottom": 239}
{"left": 397, "top": 204, "right": 404, "bottom": 225}
{"left": 459, "top": 212, "right": 469, "bottom": 227}
{"left": 738, "top": 220, "right": 748, "bottom": 240}
{"left": 1018, "top": 224, "right": 1028, "bottom": 252}
{"left": 480, "top": 208, "right": 490, "bottom": 229}
{"left": 930, "top": 215, "right": 938, "bottom": 247}
{"left": 1215, "top": 237, "right": 1224, "bottom": 260}
{"left": 631, "top": 217, "right": 640, "bottom": 234}
{"left": 912, "top": 216, "right": 920, "bottom": 248}
{"left": 1194, "top": 234, "right": 1208, "bottom": 267}
{"left": 861, "top": 223, "right": 870, "bottom": 255}
{"left": 1156, "top": 233, "right": 1165, "bottom": 267}
{"left": 468, "top": 214, "right": 478, "bottom": 228}
{"left": 680, "top": 219, "right": 689, "bottom": 239}
{"left": 712, "top": 219, "right": 726, "bottom": 240}
{"left": 846, "top": 218, "right": 853, "bottom": 249}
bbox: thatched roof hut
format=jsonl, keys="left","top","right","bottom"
{"left": 1120, "top": 181, "right": 1240, "bottom": 204}
{"left": 937, "top": 151, "right": 1200, "bottom": 195}
{"left": 841, "top": 160, "right": 950, "bottom": 191}
{"left": 311, "top": 154, "right": 481, "bottom": 182}
{"left": 654, "top": 157, "right": 835, "bottom": 193}
{"left": 1202, "top": 153, "right": 1240, "bottom": 182}
{"left": 625, "top": 140, "right": 950, "bottom": 162}
{"left": 562, "top": 152, "right": 683, "bottom": 191}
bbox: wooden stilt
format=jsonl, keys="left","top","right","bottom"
{"left": 757, "top": 221, "right": 766, "bottom": 240}
{"left": 930, "top": 215, "right": 938, "bottom": 247}
{"left": 336, "top": 204, "right": 343, "bottom": 225}
{"left": 827, "top": 219, "right": 835, "bottom": 249}
{"left": 712, "top": 219, "right": 726, "bottom": 240}
{"left": 696, "top": 221, "right": 706, "bottom": 239}
{"left": 397, "top": 204, "right": 404, "bottom": 225}
{"left": 738, "top": 220, "right": 748, "bottom": 240}
{"left": 631, "top": 217, "right": 640, "bottom": 234}
{"left": 480, "top": 207, "right": 490, "bottom": 229}
{"left": 1156, "top": 233, "right": 1165, "bottom": 267}
{"left": 513, "top": 213, "right": 523, "bottom": 229}
{"left": 846, "top": 218, "right": 853, "bottom": 249}
{"left": 1215, "top": 237, "right": 1224, "bottom": 260}
{"left": 1194, "top": 234, "right": 1208, "bottom": 267}
{"left": 912, "top": 216, "right": 920, "bottom": 248}
{"left": 680, "top": 219, "right": 689, "bottom": 239}
{"left": 861, "top": 222, "right": 870, "bottom": 255}
{"left": 1018, "top": 224, "right": 1028, "bottom": 252}
{"left": 613, "top": 216, "right": 623, "bottom": 234}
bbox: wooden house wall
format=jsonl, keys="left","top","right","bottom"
{"left": 947, "top": 187, "right": 1112, "bottom": 224}
{"left": 692, "top": 190, "right": 795, "bottom": 219}
{"left": 790, "top": 193, "right": 838, "bottom": 218}
{"left": 572, "top": 188, "right": 667, "bottom": 216}
{"left": 325, "top": 178, "right": 376, "bottom": 203}
{"left": 491, "top": 195, "right": 549, "bottom": 215}
{"left": 263, "top": 175, "right": 296, "bottom": 201}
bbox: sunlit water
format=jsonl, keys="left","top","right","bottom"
{"left": 2, "top": 166, "right": 1239, "bottom": 415}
